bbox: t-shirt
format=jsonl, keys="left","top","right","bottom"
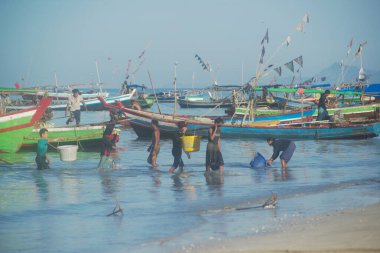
{"left": 318, "top": 94, "right": 328, "bottom": 110}
{"left": 67, "top": 95, "right": 83, "bottom": 111}
{"left": 37, "top": 139, "right": 48, "bottom": 156}
{"left": 172, "top": 130, "right": 184, "bottom": 155}
{"left": 271, "top": 139, "right": 292, "bottom": 161}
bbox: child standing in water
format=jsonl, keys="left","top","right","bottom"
{"left": 169, "top": 121, "right": 190, "bottom": 173}
{"left": 35, "top": 128, "right": 62, "bottom": 170}
{"left": 97, "top": 124, "right": 120, "bottom": 170}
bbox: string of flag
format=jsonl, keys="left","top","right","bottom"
{"left": 194, "top": 54, "right": 212, "bottom": 72}
{"left": 125, "top": 49, "right": 147, "bottom": 81}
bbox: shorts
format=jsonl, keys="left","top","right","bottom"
{"left": 172, "top": 148, "right": 184, "bottom": 169}
{"left": 67, "top": 110, "right": 81, "bottom": 124}
{"left": 35, "top": 155, "right": 49, "bottom": 170}
{"left": 280, "top": 142, "right": 296, "bottom": 162}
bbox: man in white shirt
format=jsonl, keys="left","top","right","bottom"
{"left": 65, "top": 89, "right": 88, "bottom": 126}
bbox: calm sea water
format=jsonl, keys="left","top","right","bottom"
{"left": 1, "top": 103, "right": 380, "bottom": 253}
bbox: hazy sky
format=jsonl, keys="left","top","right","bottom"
{"left": 0, "top": 0, "right": 379, "bottom": 88}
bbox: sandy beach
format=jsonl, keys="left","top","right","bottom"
{"left": 194, "top": 203, "right": 380, "bottom": 253}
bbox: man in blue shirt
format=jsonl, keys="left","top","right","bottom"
{"left": 266, "top": 137, "right": 296, "bottom": 170}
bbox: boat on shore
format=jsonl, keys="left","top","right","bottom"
{"left": 0, "top": 98, "right": 52, "bottom": 153}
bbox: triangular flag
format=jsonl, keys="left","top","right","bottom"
{"left": 274, "top": 67, "right": 282, "bottom": 76}
{"left": 303, "top": 14, "right": 310, "bottom": 23}
{"left": 261, "top": 28, "right": 269, "bottom": 45}
{"left": 355, "top": 45, "right": 362, "bottom": 57}
{"left": 284, "top": 61, "right": 294, "bottom": 72}
{"left": 259, "top": 46, "right": 265, "bottom": 64}
{"left": 347, "top": 37, "right": 354, "bottom": 55}
{"left": 283, "top": 35, "right": 291, "bottom": 46}
{"left": 294, "top": 56, "right": 303, "bottom": 68}
{"left": 296, "top": 22, "right": 304, "bottom": 32}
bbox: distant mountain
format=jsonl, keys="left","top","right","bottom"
{"left": 310, "top": 63, "right": 380, "bottom": 84}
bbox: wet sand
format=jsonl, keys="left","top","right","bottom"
{"left": 195, "top": 203, "right": 380, "bottom": 253}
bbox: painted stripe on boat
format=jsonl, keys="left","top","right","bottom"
{"left": 0, "top": 110, "right": 36, "bottom": 123}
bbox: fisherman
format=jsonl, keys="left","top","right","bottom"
{"left": 169, "top": 121, "right": 190, "bottom": 173}
{"left": 317, "top": 89, "right": 331, "bottom": 121}
{"left": 266, "top": 137, "right": 296, "bottom": 170}
{"left": 147, "top": 119, "right": 160, "bottom": 168}
{"left": 97, "top": 124, "right": 120, "bottom": 170}
{"left": 65, "top": 89, "right": 88, "bottom": 127}
{"left": 205, "top": 117, "right": 224, "bottom": 174}
{"left": 35, "top": 128, "right": 62, "bottom": 170}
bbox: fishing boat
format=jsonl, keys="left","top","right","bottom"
{"left": 21, "top": 125, "right": 105, "bottom": 151}
{"left": 99, "top": 97, "right": 379, "bottom": 140}
{"left": 177, "top": 98, "right": 232, "bottom": 108}
{"left": 22, "top": 89, "right": 110, "bottom": 101}
{"left": 126, "top": 108, "right": 380, "bottom": 139}
{"left": 48, "top": 89, "right": 154, "bottom": 111}
{"left": 0, "top": 98, "right": 52, "bottom": 153}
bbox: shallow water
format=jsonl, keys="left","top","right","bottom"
{"left": 1, "top": 107, "right": 380, "bottom": 253}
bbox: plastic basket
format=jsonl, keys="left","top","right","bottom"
{"left": 57, "top": 145, "right": 78, "bottom": 162}
{"left": 181, "top": 135, "right": 201, "bottom": 153}
{"left": 250, "top": 152, "right": 267, "bottom": 168}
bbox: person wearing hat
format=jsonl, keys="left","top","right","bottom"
{"left": 65, "top": 89, "right": 88, "bottom": 126}
{"left": 169, "top": 121, "right": 190, "bottom": 173}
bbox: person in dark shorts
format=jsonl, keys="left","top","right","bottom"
{"left": 35, "top": 128, "right": 62, "bottom": 170}
{"left": 266, "top": 137, "right": 296, "bottom": 170}
{"left": 65, "top": 89, "right": 88, "bottom": 126}
{"left": 169, "top": 121, "right": 190, "bottom": 173}
{"left": 205, "top": 117, "right": 224, "bottom": 174}
{"left": 97, "top": 124, "right": 120, "bottom": 170}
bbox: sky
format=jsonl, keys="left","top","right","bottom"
{"left": 0, "top": 0, "right": 379, "bottom": 89}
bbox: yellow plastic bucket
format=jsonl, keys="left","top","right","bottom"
{"left": 181, "top": 135, "right": 201, "bottom": 153}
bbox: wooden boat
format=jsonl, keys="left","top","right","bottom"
{"left": 48, "top": 89, "right": 154, "bottom": 111}
{"left": 21, "top": 125, "right": 105, "bottom": 151}
{"left": 177, "top": 98, "right": 232, "bottom": 108}
{"left": 0, "top": 98, "right": 52, "bottom": 153}
{"left": 99, "top": 97, "right": 380, "bottom": 140}
{"left": 22, "top": 90, "right": 110, "bottom": 101}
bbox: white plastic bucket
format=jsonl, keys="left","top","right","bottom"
{"left": 57, "top": 145, "right": 78, "bottom": 162}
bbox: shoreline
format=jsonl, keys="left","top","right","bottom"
{"left": 190, "top": 203, "right": 380, "bottom": 253}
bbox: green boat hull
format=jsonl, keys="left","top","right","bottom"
{"left": 312, "top": 103, "right": 380, "bottom": 116}
{"left": 0, "top": 98, "right": 52, "bottom": 153}
{"left": 0, "top": 113, "right": 35, "bottom": 153}
{"left": 22, "top": 125, "right": 105, "bottom": 151}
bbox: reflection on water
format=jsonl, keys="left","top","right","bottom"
{"left": 32, "top": 170, "right": 49, "bottom": 202}
{"left": 0, "top": 126, "right": 379, "bottom": 253}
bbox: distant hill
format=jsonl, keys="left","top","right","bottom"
{"left": 310, "top": 63, "right": 380, "bottom": 84}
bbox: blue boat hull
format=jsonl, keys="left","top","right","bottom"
{"left": 125, "top": 109, "right": 380, "bottom": 140}
{"left": 340, "top": 83, "right": 380, "bottom": 98}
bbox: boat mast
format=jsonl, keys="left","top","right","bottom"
{"left": 241, "top": 62, "right": 244, "bottom": 86}
{"left": 95, "top": 60, "right": 103, "bottom": 93}
{"left": 173, "top": 63, "right": 178, "bottom": 116}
